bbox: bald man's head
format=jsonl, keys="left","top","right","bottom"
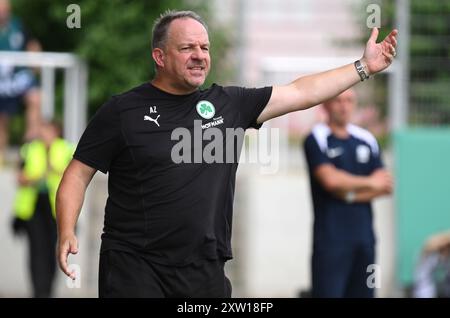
{"left": 323, "top": 89, "right": 357, "bottom": 127}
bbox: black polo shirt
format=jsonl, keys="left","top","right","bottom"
{"left": 74, "top": 82, "right": 272, "bottom": 266}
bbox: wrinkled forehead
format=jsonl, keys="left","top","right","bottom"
{"left": 167, "top": 18, "right": 209, "bottom": 46}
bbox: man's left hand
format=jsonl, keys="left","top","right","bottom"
{"left": 11, "top": 217, "right": 27, "bottom": 236}
{"left": 361, "top": 28, "right": 398, "bottom": 75}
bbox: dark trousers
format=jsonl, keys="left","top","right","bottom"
{"left": 24, "top": 193, "right": 57, "bottom": 298}
{"left": 99, "top": 249, "right": 232, "bottom": 298}
{"left": 312, "top": 243, "right": 375, "bottom": 298}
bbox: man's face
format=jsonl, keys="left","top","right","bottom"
{"left": 324, "top": 90, "right": 356, "bottom": 126}
{"left": 158, "top": 18, "right": 211, "bottom": 92}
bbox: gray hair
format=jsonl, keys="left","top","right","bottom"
{"left": 152, "top": 10, "right": 208, "bottom": 50}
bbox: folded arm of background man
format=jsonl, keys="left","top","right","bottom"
{"left": 313, "top": 165, "right": 393, "bottom": 203}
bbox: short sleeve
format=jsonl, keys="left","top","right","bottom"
{"left": 303, "top": 134, "right": 332, "bottom": 171}
{"left": 73, "top": 97, "right": 125, "bottom": 174}
{"left": 224, "top": 86, "right": 273, "bottom": 129}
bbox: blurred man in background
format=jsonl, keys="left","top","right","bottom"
{"left": 12, "top": 121, "right": 73, "bottom": 297}
{"left": 303, "top": 89, "right": 393, "bottom": 298}
{"left": 0, "top": 0, "right": 41, "bottom": 167}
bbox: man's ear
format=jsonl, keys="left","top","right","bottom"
{"left": 152, "top": 48, "right": 165, "bottom": 68}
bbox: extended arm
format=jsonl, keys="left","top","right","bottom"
{"left": 56, "top": 159, "right": 96, "bottom": 279}
{"left": 257, "top": 28, "right": 398, "bottom": 123}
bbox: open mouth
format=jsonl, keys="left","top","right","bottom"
{"left": 188, "top": 66, "right": 205, "bottom": 71}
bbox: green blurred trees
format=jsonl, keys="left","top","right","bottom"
{"left": 408, "top": 0, "right": 450, "bottom": 125}
{"left": 359, "top": 0, "right": 450, "bottom": 126}
{"left": 11, "top": 0, "right": 231, "bottom": 117}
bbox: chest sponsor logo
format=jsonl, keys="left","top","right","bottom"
{"left": 144, "top": 106, "right": 160, "bottom": 127}
{"left": 201, "top": 116, "right": 224, "bottom": 129}
{"left": 196, "top": 100, "right": 215, "bottom": 119}
{"left": 356, "top": 144, "right": 370, "bottom": 163}
{"left": 326, "top": 147, "right": 344, "bottom": 158}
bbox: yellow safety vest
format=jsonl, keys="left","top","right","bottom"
{"left": 13, "top": 138, "right": 74, "bottom": 220}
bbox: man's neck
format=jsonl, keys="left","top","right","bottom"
{"left": 328, "top": 121, "right": 349, "bottom": 139}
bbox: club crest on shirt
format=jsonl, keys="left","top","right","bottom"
{"left": 356, "top": 144, "right": 370, "bottom": 163}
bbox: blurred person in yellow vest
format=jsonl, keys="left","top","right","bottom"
{"left": 11, "top": 120, "right": 73, "bottom": 298}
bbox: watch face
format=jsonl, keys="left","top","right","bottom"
{"left": 355, "top": 61, "right": 368, "bottom": 80}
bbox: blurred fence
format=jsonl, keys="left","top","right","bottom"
{"left": 408, "top": 0, "right": 450, "bottom": 126}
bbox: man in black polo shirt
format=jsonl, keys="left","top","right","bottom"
{"left": 303, "top": 89, "right": 393, "bottom": 297}
{"left": 56, "top": 10, "right": 398, "bottom": 297}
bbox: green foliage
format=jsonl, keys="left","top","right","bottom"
{"left": 11, "top": 0, "right": 232, "bottom": 117}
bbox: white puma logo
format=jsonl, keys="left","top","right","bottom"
{"left": 144, "top": 114, "right": 160, "bottom": 127}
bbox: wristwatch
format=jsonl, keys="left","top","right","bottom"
{"left": 345, "top": 191, "right": 356, "bottom": 203}
{"left": 354, "top": 60, "right": 369, "bottom": 81}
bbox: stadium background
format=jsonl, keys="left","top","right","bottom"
{"left": 0, "top": 0, "right": 449, "bottom": 297}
